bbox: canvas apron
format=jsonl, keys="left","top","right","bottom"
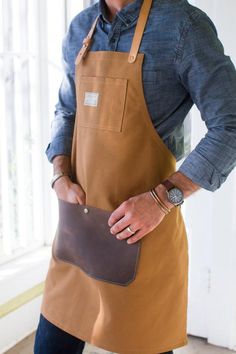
{"left": 41, "top": 0, "right": 189, "bottom": 353}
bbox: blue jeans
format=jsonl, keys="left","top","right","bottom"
{"left": 34, "top": 313, "right": 174, "bottom": 354}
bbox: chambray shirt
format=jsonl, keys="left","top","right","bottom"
{"left": 45, "top": 0, "right": 236, "bottom": 191}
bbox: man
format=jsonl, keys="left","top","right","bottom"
{"left": 34, "top": 0, "right": 236, "bottom": 353}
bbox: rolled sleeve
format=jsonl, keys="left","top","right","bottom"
{"left": 45, "top": 136, "right": 73, "bottom": 163}
{"left": 176, "top": 12, "right": 236, "bottom": 191}
{"left": 178, "top": 149, "right": 227, "bottom": 191}
{"left": 45, "top": 30, "right": 76, "bottom": 163}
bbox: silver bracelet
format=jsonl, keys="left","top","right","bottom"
{"left": 50, "top": 172, "right": 70, "bottom": 189}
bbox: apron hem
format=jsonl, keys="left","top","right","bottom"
{"left": 41, "top": 309, "right": 188, "bottom": 354}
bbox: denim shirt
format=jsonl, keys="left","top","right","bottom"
{"left": 45, "top": 0, "right": 236, "bottom": 191}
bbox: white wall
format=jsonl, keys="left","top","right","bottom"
{"left": 0, "top": 248, "right": 51, "bottom": 353}
{"left": 185, "top": 1, "right": 236, "bottom": 351}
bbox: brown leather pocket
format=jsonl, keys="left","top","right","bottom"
{"left": 53, "top": 198, "right": 141, "bottom": 286}
{"left": 77, "top": 76, "right": 128, "bottom": 132}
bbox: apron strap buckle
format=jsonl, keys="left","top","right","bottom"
{"left": 75, "top": 37, "right": 92, "bottom": 65}
{"left": 75, "top": 16, "right": 100, "bottom": 66}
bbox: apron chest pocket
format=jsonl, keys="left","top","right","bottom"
{"left": 77, "top": 76, "right": 128, "bottom": 132}
{"left": 53, "top": 198, "right": 141, "bottom": 286}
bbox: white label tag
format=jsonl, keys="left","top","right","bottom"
{"left": 84, "top": 92, "right": 99, "bottom": 107}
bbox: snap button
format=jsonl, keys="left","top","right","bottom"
{"left": 83, "top": 208, "right": 89, "bottom": 214}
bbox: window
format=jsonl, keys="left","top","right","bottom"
{"left": 0, "top": 0, "right": 86, "bottom": 263}
{"left": 0, "top": 0, "right": 44, "bottom": 263}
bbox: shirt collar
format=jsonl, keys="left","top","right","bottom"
{"left": 98, "top": 0, "right": 143, "bottom": 27}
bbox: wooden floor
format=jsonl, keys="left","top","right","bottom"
{"left": 5, "top": 333, "right": 235, "bottom": 354}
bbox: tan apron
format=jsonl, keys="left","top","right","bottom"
{"left": 41, "top": 0, "right": 189, "bottom": 353}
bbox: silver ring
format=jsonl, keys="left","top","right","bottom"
{"left": 126, "top": 226, "right": 135, "bottom": 234}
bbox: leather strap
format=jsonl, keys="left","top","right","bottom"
{"left": 128, "top": 0, "right": 153, "bottom": 63}
{"left": 161, "top": 179, "right": 176, "bottom": 192}
{"left": 75, "top": 15, "right": 100, "bottom": 65}
{"left": 75, "top": 0, "right": 153, "bottom": 66}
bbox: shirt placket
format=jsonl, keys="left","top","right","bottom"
{"left": 107, "top": 22, "right": 122, "bottom": 51}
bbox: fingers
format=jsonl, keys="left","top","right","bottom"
{"left": 55, "top": 179, "right": 86, "bottom": 205}
{"left": 76, "top": 195, "right": 86, "bottom": 205}
{"left": 116, "top": 224, "right": 140, "bottom": 242}
{"left": 108, "top": 201, "right": 127, "bottom": 227}
{"left": 126, "top": 229, "right": 146, "bottom": 244}
{"left": 108, "top": 192, "right": 165, "bottom": 244}
{"left": 108, "top": 201, "right": 143, "bottom": 242}
{"left": 109, "top": 214, "right": 131, "bottom": 235}
{"left": 117, "top": 224, "right": 154, "bottom": 244}
{"left": 75, "top": 188, "right": 86, "bottom": 205}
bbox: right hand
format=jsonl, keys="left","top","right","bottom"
{"left": 53, "top": 176, "right": 86, "bottom": 205}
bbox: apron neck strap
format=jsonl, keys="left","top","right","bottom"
{"left": 75, "top": 0, "right": 153, "bottom": 66}
{"left": 75, "top": 15, "right": 100, "bottom": 65}
{"left": 128, "top": 0, "right": 153, "bottom": 63}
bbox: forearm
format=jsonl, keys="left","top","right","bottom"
{"left": 51, "top": 155, "right": 86, "bottom": 204}
{"left": 166, "top": 171, "right": 201, "bottom": 198}
{"left": 53, "top": 155, "right": 72, "bottom": 176}
{"left": 155, "top": 171, "right": 201, "bottom": 210}
{"left": 51, "top": 155, "right": 73, "bottom": 190}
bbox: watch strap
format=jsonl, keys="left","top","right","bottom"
{"left": 161, "top": 179, "right": 176, "bottom": 191}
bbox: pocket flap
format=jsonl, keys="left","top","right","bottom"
{"left": 53, "top": 198, "right": 141, "bottom": 286}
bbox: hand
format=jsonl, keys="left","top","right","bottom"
{"left": 107, "top": 191, "right": 167, "bottom": 244}
{"left": 53, "top": 176, "right": 86, "bottom": 205}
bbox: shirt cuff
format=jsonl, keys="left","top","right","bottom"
{"left": 45, "top": 136, "right": 73, "bottom": 163}
{"left": 178, "top": 150, "right": 227, "bottom": 192}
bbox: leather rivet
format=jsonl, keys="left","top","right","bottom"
{"left": 84, "top": 208, "right": 89, "bottom": 214}
{"left": 129, "top": 55, "right": 135, "bottom": 63}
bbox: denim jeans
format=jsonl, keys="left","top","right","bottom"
{"left": 34, "top": 313, "right": 174, "bottom": 354}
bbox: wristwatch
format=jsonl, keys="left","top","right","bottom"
{"left": 161, "top": 179, "right": 184, "bottom": 207}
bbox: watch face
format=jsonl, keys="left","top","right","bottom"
{"left": 168, "top": 187, "right": 184, "bottom": 205}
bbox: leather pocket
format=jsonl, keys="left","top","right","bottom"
{"left": 77, "top": 76, "right": 128, "bottom": 132}
{"left": 53, "top": 198, "right": 141, "bottom": 286}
